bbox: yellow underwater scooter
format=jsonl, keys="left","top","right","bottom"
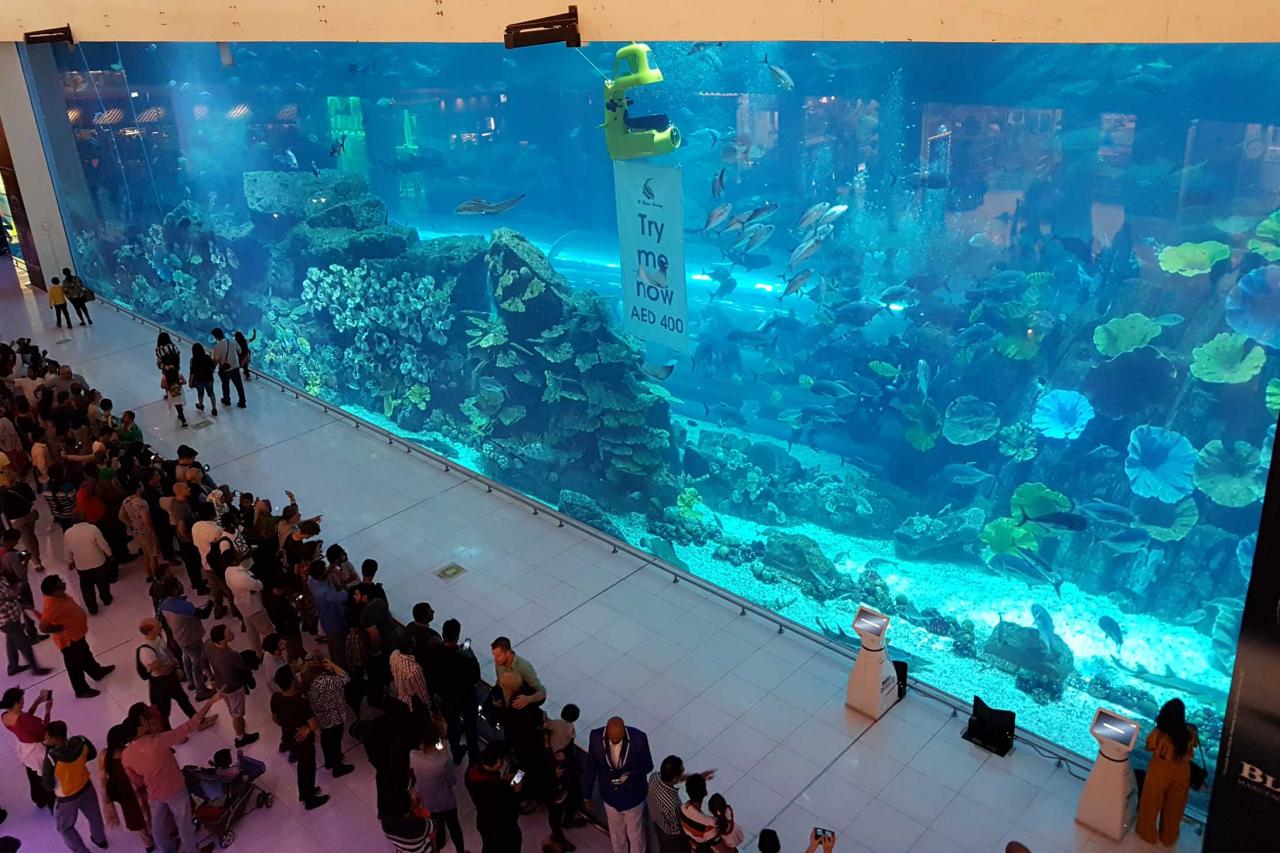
{"left": 603, "top": 43, "right": 681, "bottom": 160}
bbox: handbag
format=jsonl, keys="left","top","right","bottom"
{"left": 83, "top": 288, "right": 96, "bottom": 302}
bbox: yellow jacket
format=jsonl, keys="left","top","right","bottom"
{"left": 48, "top": 283, "right": 66, "bottom": 306}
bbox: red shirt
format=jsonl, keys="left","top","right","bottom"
{"left": 39, "top": 595, "right": 88, "bottom": 650}
{"left": 76, "top": 484, "right": 105, "bottom": 523}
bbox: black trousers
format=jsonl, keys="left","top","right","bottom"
{"left": 442, "top": 697, "right": 480, "bottom": 765}
{"left": 76, "top": 565, "right": 112, "bottom": 614}
{"left": 149, "top": 671, "right": 196, "bottom": 728}
{"left": 478, "top": 821, "right": 520, "bottom": 853}
{"left": 178, "top": 541, "right": 206, "bottom": 593}
{"left": 291, "top": 737, "right": 317, "bottom": 801}
{"left": 69, "top": 299, "right": 91, "bottom": 323}
{"left": 62, "top": 637, "right": 109, "bottom": 695}
{"left": 432, "top": 807, "right": 466, "bottom": 853}
{"left": 219, "top": 369, "right": 245, "bottom": 405}
{"left": 320, "top": 724, "right": 345, "bottom": 769}
{"left": 27, "top": 767, "right": 53, "bottom": 810}
{"left": 53, "top": 303, "right": 71, "bottom": 326}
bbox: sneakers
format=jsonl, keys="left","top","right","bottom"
{"left": 195, "top": 403, "right": 204, "bottom": 411}
{"left": 234, "top": 732, "right": 261, "bottom": 748}
{"left": 303, "top": 793, "right": 330, "bottom": 811}
{"left": 7, "top": 664, "right": 29, "bottom": 676}
{"left": 332, "top": 763, "right": 355, "bottom": 778}
{"left": 99, "top": 665, "right": 116, "bottom": 677}
{"left": 75, "top": 688, "right": 101, "bottom": 698}
{"left": 236, "top": 401, "right": 246, "bottom": 409}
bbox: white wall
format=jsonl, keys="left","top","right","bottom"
{"left": 1, "top": 0, "right": 1276, "bottom": 44}
{"left": 0, "top": 43, "right": 74, "bottom": 283}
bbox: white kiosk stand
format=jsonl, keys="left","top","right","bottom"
{"left": 844, "top": 606, "right": 898, "bottom": 719}
{"left": 1075, "top": 707, "right": 1140, "bottom": 841}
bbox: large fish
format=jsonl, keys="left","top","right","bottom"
{"left": 941, "top": 463, "right": 993, "bottom": 485}
{"left": 778, "top": 269, "right": 812, "bottom": 300}
{"left": 1110, "top": 659, "right": 1229, "bottom": 706}
{"left": 703, "top": 203, "right": 732, "bottom": 232}
{"left": 1098, "top": 615, "right": 1124, "bottom": 649}
{"left": 989, "top": 549, "right": 1064, "bottom": 597}
{"left": 1077, "top": 500, "right": 1137, "bottom": 525}
{"left": 455, "top": 194, "right": 526, "bottom": 215}
{"left": 796, "top": 202, "right": 831, "bottom": 232}
{"left": 1031, "top": 604, "right": 1056, "bottom": 653}
{"left": 743, "top": 224, "right": 775, "bottom": 253}
{"left": 711, "top": 168, "right": 726, "bottom": 199}
{"left": 1101, "top": 527, "right": 1150, "bottom": 553}
{"left": 817, "top": 203, "right": 849, "bottom": 227}
{"left": 707, "top": 268, "right": 738, "bottom": 302}
{"left": 761, "top": 55, "right": 795, "bottom": 91}
{"left": 788, "top": 237, "right": 823, "bottom": 271}
{"left": 746, "top": 201, "right": 779, "bottom": 223}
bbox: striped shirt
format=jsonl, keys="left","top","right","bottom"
{"left": 391, "top": 650, "right": 430, "bottom": 706}
{"left": 381, "top": 814, "right": 433, "bottom": 853}
{"left": 647, "top": 771, "right": 682, "bottom": 835}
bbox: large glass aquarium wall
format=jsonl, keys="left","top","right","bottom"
{"left": 24, "top": 39, "right": 1280, "bottom": 768}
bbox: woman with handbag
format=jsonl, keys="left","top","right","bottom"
{"left": 62, "top": 268, "right": 93, "bottom": 326}
{"left": 1136, "top": 698, "right": 1199, "bottom": 846}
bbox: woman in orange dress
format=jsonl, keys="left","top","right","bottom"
{"left": 1136, "top": 698, "right": 1198, "bottom": 846}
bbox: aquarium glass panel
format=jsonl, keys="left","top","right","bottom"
{"left": 25, "top": 40, "right": 1280, "bottom": 776}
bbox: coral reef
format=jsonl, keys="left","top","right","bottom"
{"left": 893, "top": 506, "right": 985, "bottom": 560}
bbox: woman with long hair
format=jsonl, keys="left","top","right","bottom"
{"left": 188, "top": 342, "right": 218, "bottom": 417}
{"left": 708, "top": 793, "right": 743, "bottom": 851}
{"left": 1136, "top": 697, "right": 1198, "bottom": 846}
{"left": 100, "top": 724, "right": 152, "bottom": 850}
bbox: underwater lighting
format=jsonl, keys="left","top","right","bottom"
{"left": 66, "top": 108, "right": 81, "bottom": 123}
{"left": 130, "top": 91, "right": 140, "bottom": 99}
{"left": 193, "top": 105, "right": 209, "bottom": 120}
{"left": 275, "top": 105, "right": 298, "bottom": 122}
{"left": 226, "top": 104, "right": 251, "bottom": 120}
{"left": 454, "top": 97, "right": 465, "bottom": 112}
{"left": 753, "top": 282, "right": 776, "bottom": 293}
{"left": 93, "top": 108, "right": 124, "bottom": 126}
{"left": 690, "top": 273, "right": 712, "bottom": 282}
{"left": 888, "top": 302, "right": 906, "bottom": 312}
{"left": 499, "top": 93, "right": 508, "bottom": 104}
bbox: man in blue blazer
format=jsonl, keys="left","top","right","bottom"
{"left": 583, "top": 716, "right": 654, "bottom": 852}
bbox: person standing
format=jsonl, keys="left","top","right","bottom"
{"left": 2, "top": 687, "right": 56, "bottom": 812}
{"left": 0, "top": 560, "right": 50, "bottom": 676}
{"left": 210, "top": 328, "right": 246, "bottom": 409}
{"left": 41, "top": 720, "right": 108, "bottom": 852}
{"left": 2, "top": 479, "right": 43, "bottom": 571}
{"left": 154, "top": 333, "right": 180, "bottom": 376}
{"left": 157, "top": 578, "right": 213, "bottom": 700}
{"left": 136, "top": 618, "right": 201, "bottom": 730}
{"left": 270, "top": 666, "right": 330, "bottom": 810}
{"left": 233, "top": 331, "right": 255, "bottom": 382}
{"left": 410, "top": 737, "right": 466, "bottom": 853}
{"left": 465, "top": 741, "right": 523, "bottom": 853}
{"left": 648, "top": 755, "right": 716, "bottom": 853}
{"left": 119, "top": 479, "right": 161, "bottom": 582}
{"left": 433, "top": 619, "right": 480, "bottom": 766}
{"left": 224, "top": 557, "right": 273, "bottom": 650}
{"left": 38, "top": 575, "right": 115, "bottom": 698}
{"left": 187, "top": 344, "right": 217, "bottom": 417}
{"left": 61, "top": 270, "right": 92, "bottom": 326}
{"left": 99, "top": 725, "right": 152, "bottom": 851}
{"left": 168, "top": 482, "right": 207, "bottom": 596}
{"left": 680, "top": 774, "right": 718, "bottom": 852}
{"left": 48, "top": 277, "right": 72, "bottom": 329}
{"left": 305, "top": 658, "right": 355, "bottom": 778}
{"left": 63, "top": 519, "right": 114, "bottom": 615}
{"left": 490, "top": 636, "right": 546, "bottom": 708}
{"left": 1136, "top": 698, "right": 1199, "bottom": 846}
{"left": 583, "top": 717, "right": 654, "bottom": 853}
{"left": 306, "top": 561, "right": 348, "bottom": 667}
{"left": 191, "top": 503, "right": 232, "bottom": 620}
{"left": 122, "top": 694, "right": 223, "bottom": 853}
{"left": 161, "top": 365, "right": 189, "bottom": 428}
{"left": 203, "top": 625, "right": 259, "bottom": 748}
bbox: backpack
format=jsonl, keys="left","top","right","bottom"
{"left": 135, "top": 645, "right": 153, "bottom": 681}
{"left": 206, "top": 535, "right": 237, "bottom": 578}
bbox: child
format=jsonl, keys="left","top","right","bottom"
{"left": 161, "top": 365, "right": 189, "bottom": 428}
{"left": 545, "top": 704, "right": 583, "bottom": 826}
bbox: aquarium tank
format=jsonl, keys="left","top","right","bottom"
{"left": 21, "top": 39, "right": 1280, "bottom": 777}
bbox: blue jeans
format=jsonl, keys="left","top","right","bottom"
{"left": 150, "top": 788, "right": 198, "bottom": 853}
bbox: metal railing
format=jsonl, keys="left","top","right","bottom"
{"left": 94, "top": 296, "right": 1206, "bottom": 828}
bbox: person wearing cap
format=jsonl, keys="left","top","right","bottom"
{"left": 38, "top": 575, "right": 115, "bottom": 698}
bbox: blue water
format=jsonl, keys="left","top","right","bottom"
{"left": 28, "top": 39, "right": 1280, "bottom": 777}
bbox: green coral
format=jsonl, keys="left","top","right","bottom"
{"left": 998, "top": 422, "right": 1038, "bottom": 461}
{"left": 902, "top": 400, "right": 941, "bottom": 452}
{"left": 1158, "top": 241, "right": 1230, "bottom": 276}
{"left": 405, "top": 384, "right": 431, "bottom": 410}
{"left": 1139, "top": 497, "right": 1199, "bottom": 542}
{"left": 943, "top": 396, "right": 1000, "bottom": 446}
{"left": 1267, "top": 378, "right": 1280, "bottom": 416}
{"left": 676, "top": 487, "right": 705, "bottom": 521}
{"left": 1194, "top": 440, "right": 1265, "bottom": 507}
{"left": 1093, "top": 313, "right": 1162, "bottom": 357}
{"left": 1190, "top": 332, "right": 1266, "bottom": 384}
{"left": 981, "top": 517, "right": 1039, "bottom": 556}
{"left": 1010, "top": 482, "right": 1070, "bottom": 522}
{"left": 1248, "top": 210, "right": 1280, "bottom": 260}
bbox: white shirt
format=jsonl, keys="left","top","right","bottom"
{"left": 137, "top": 635, "right": 175, "bottom": 673}
{"left": 64, "top": 522, "right": 112, "bottom": 570}
{"left": 12, "top": 377, "right": 42, "bottom": 408}
{"left": 191, "top": 520, "right": 224, "bottom": 573}
{"left": 224, "top": 563, "right": 264, "bottom": 615}
{"left": 211, "top": 339, "right": 233, "bottom": 370}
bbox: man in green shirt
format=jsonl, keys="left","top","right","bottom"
{"left": 116, "top": 410, "right": 144, "bottom": 448}
{"left": 490, "top": 636, "right": 545, "bottom": 709}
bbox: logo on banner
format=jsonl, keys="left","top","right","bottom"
{"left": 642, "top": 179, "right": 656, "bottom": 202}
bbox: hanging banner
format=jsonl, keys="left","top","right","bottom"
{"left": 613, "top": 160, "right": 688, "bottom": 351}
{"left": 1204, "top": 451, "right": 1280, "bottom": 849}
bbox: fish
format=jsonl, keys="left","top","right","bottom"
{"left": 547, "top": 230, "right": 582, "bottom": 261}
{"left": 375, "top": 97, "right": 396, "bottom": 107}
{"left": 868, "top": 361, "right": 900, "bottom": 380}
{"left": 477, "top": 377, "right": 509, "bottom": 399}
{"left": 878, "top": 285, "right": 920, "bottom": 308}
{"left": 275, "top": 148, "right": 298, "bottom": 169}
{"left": 808, "top": 379, "right": 861, "bottom": 399}
{"left": 787, "top": 237, "right": 823, "bottom": 271}
{"left": 811, "top": 50, "right": 838, "bottom": 71}
{"left": 1076, "top": 500, "right": 1137, "bottom": 525}
{"left": 1021, "top": 510, "right": 1089, "bottom": 533}
{"left": 778, "top": 269, "right": 812, "bottom": 300}
{"left": 411, "top": 60, "right": 439, "bottom": 76}
{"left": 1110, "top": 659, "right": 1229, "bottom": 706}
{"left": 1083, "top": 446, "right": 1122, "bottom": 461}
{"left": 941, "top": 463, "right": 993, "bottom": 485}
{"left": 796, "top": 202, "right": 831, "bottom": 232}
{"left": 761, "top": 55, "right": 795, "bottom": 91}
{"left": 1177, "top": 608, "right": 1207, "bottom": 627}
{"left": 641, "top": 361, "right": 676, "bottom": 381}
{"left": 145, "top": 43, "right": 158, "bottom": 53}
{"left": 743, "top": 224, "right": 775, "bottom": 253}
{"left": 637, "top": 265, "right": 668, "bottom": 289}
{"left": 329, "top": 135, "right": 347, "bottom": 157}
{"left": 953, "top": 323, "right": 997, "bottom": 347}
{"left": 916, "top": 359, "right": 931, "bottom": 399}
{"left": 455, "top": 194, "right": 526, "bottom": 216}
{"left": 989, "top": 549, "right": 1065, "bottom": 597}
{"left": 687, "top": 42, "right": 726, "bottom": 55}
{"left": 706, "top": 268, "right": 738, "bottom": 302}
{"left": 826, "top": 301, "right": 882, "bottom": 325}
{"left": 109, "top": 62, "right": 124, "bottom": 72}
{"left": 1031, "top": 604, "right": 1056, "bottom": 653}
{"left": 711, "top": 168, "right": 726, "bottom": 199}
{"left": 703, "top": 401, "right": 748, "bottom": 427}
{"left": 746, "top": 202, "right": 779, "bottom": 223}
{"left": 1153, "top": 314, "right": 1185, "bottom": 327}
{"left": 1100, "top": 527, "right": 1150, "bottom": 553}
{"left": 703, "top": 203, "right": 732, "bottom": 232}
{"left": 310, "top": 160, "right": 320, "bottom": 178}
{"left": 1098, "top": 615, "right": 1124, "bottom": 649}
{"left": 817, "top": 203, "right": 849, "bottom": 227}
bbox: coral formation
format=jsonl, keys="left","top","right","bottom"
{"left": 1093, "top": 313, "right": 1162, "bottom": 357}
{"left": 1190, "top": 332, "right": 1266, "bottom": 384}
{"left": 1125, "top": 425, "right": 1198, "bottom": 503}
{"left": 1157, "top": 241, "right": 1230, "bottom": 276}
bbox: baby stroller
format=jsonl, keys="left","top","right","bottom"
{"left": 182, "top": 749, "right": 273, "bottom": 848}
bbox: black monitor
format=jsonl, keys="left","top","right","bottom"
{"left": 963, "top": 695, "right": 1016, "bottom": 757}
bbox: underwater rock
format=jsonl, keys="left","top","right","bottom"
{"left": 713, "top": 537, "right": 765, "bottom": 566}
{"left": 779, "top": 474, "right": 899, "bottom": 537}
{"left": 893, "top": 506, "right": 985, "bottom": 560}
{"left": 557, "top": 490, "right": 625, "bottom": 540}
{"left": 242, "top": 169, "right": 369, "bottom": 223}
{"left": 291, "top": 223, "right": 418, "bottom": 268}
{"left": 983, "top": 619, "right": 1075, "bottom": 682}
{"left": 763, "top": 533, "right": 839, "bottom": 594}
{"left": 683, "top": 446, "right": 711, "bottom": 478}
{"left": 743, "top": 441, "right": 804, "bottom": 482}
{"left": 1086, "top": 670, "right": 1160, "bottom": 720}
{"left": 642, "top": 536, "right": 688, "bottom": 571}
{"left": 304, "top": 195, "right": 389, "bottom": 230}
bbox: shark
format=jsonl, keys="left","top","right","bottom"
{"left": 1111, "top": 657, "right": 1230, "bottom": 706}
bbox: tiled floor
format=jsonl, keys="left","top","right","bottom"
{"left": 0, "top": 276, "right": 1204, "bottom": 852}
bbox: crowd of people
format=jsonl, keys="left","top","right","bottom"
{"left": 0, "top": 331, "right": 855, "bottom": 853}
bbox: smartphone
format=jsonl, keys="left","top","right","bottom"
{"left": 511, "top": 770, "right": 525, "bottom": 786}
{"left": 435, "top": 739, "right": 445, "bottom": 751}
{"left": 462, "top": 638, "right": 471, "bottom": 651}
{"left": 39, "top": 689, "right": 53, "bottom": 703}
{"left": 814, "top": 828, "right": 834, "bottom": 839}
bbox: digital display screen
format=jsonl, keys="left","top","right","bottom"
{"left": 1092, "top": 710, "right": 1139, "bottom": 748}
{"left": 853, "top": 608, "right": 888, "bottom": 637}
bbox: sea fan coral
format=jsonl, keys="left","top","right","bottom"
{"left": 1190, "top": 332, "right": 1266, "bottom": 384}
{"left": 1031, "top": 390, "right": 1095, "bottom": 440}
{"left": 1225, "top": 264, "right": 1280, "bottom": 348}
{"left": 1092, "top": 313, "right": 1161, "bottom": 357}
{"left": 1194, "top": 439, "right": 1265, "bottom": 507}
{"left": 1158, "top": 241, "right": 1230, "bottom": 277}
{"left": 943, "top": 396, "right": 1000, "bottom": 446}
{"left": 1125, "top": 425, "right": 1197, "bottom": 503}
